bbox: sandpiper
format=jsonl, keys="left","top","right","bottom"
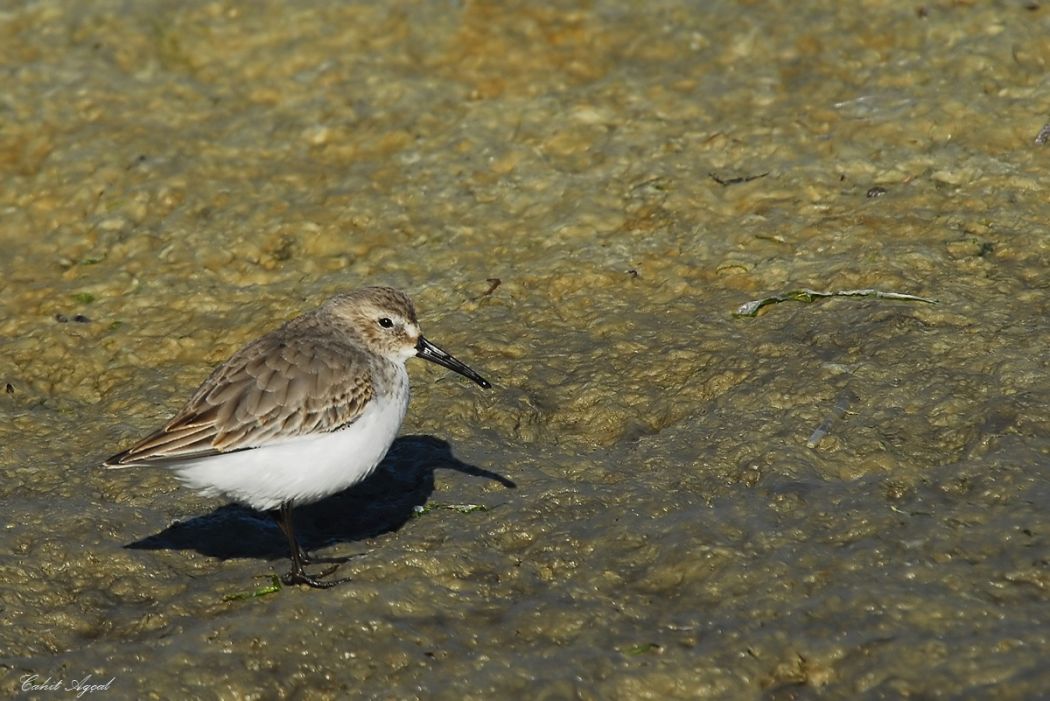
{"left": 105, "top": 286, "right": 490, "bottom": 588}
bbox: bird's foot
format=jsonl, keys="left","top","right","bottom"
{"left": 281, "top": 563, "right": 352, "bottom": 589}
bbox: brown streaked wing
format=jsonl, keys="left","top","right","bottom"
{"left": 106, "top": 330, "right": 374, "bottom": 465}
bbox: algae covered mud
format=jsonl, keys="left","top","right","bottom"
{"left": 2, "top": 1, "right": 1048, "bottom": 698}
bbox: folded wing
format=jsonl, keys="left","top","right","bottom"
{"left": 104, "top": 333, "right": 373, "bottom": 467}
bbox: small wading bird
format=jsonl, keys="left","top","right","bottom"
{"left": 105, "top": 287, "right": 490, "bottom": 588}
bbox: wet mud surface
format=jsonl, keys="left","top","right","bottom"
{"left": 1, "top": 1, "right": 1048, "bottom": 698}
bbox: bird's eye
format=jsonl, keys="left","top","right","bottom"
{"left": 378, "top": 317, "right": 394, "bottom": 328}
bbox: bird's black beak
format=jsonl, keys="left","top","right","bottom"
{"left": 415, "top": 336, "right": 491, "bottom": 388}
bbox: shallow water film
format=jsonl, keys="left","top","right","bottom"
{"left": 2, "top": 1, "right": 1048, "bottom": 699}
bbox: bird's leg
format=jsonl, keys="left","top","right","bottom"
{"left": 270, "top": 503, "right": 351, "bottom": 588}
{"left": 269, "top": 504, "right": 311, "bottom": 563}
{"left": 268, "top": 505, "right": 354, "bottom": 566}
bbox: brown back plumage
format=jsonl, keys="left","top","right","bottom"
{"left": 104, "top": 301, "right": 384, "bottom": 466}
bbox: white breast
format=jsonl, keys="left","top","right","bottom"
{"left": 169, "top": 371, "right": 410, "bottom": 512}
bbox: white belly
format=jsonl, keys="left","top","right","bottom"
{"left": 169, "top": 379, "right": 410, "bottom": 512}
